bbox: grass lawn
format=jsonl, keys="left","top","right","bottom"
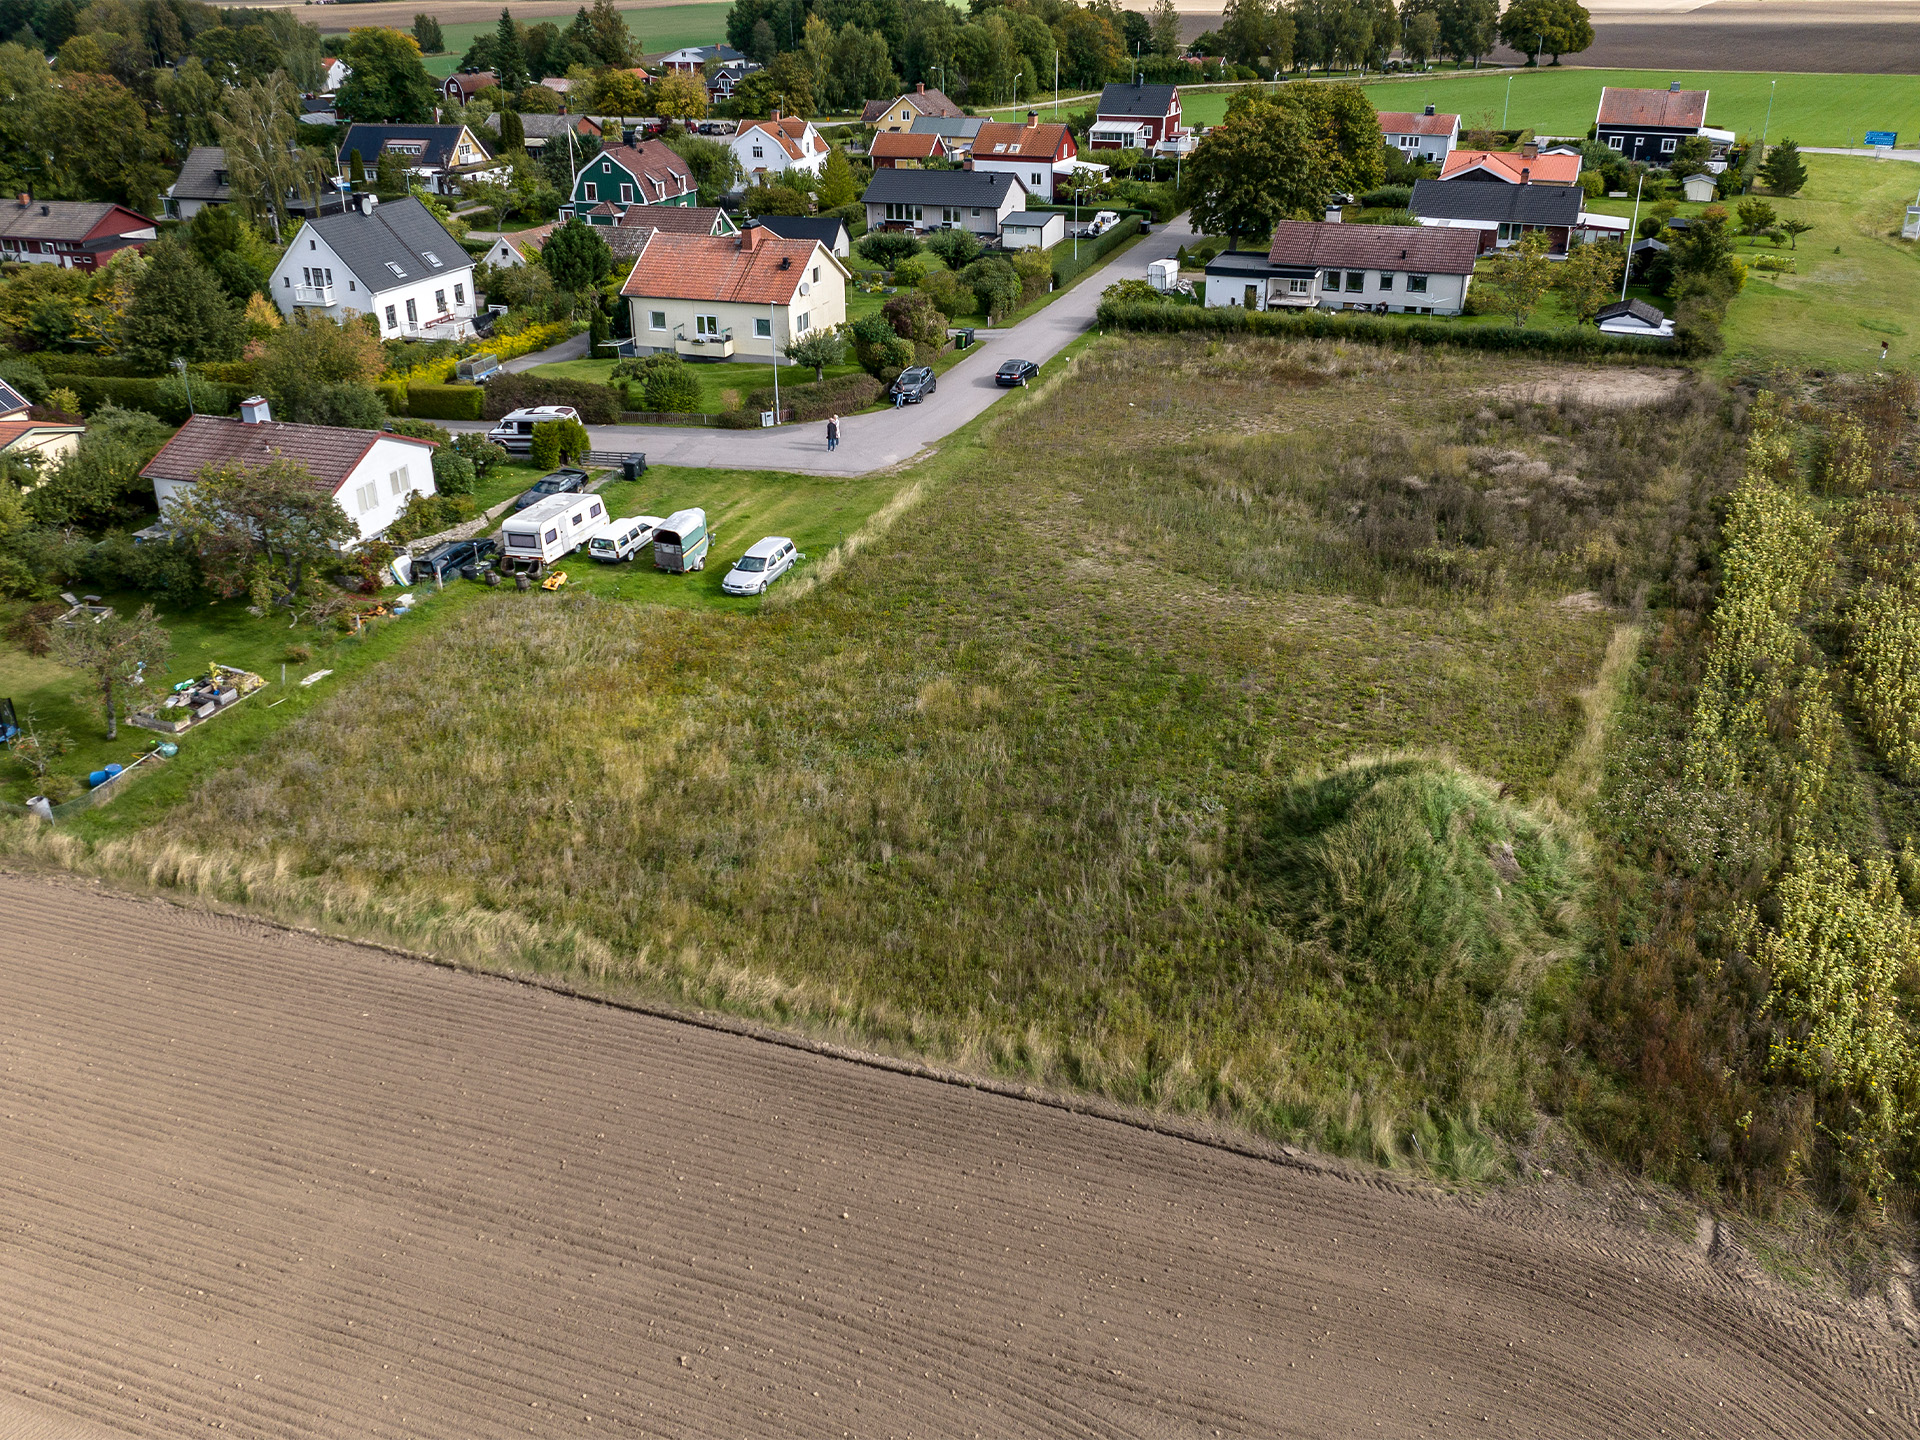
{"left": 469, "top": 460, "right": 567, "bottom": 512}
{"left": 496, "top": 465, "right": 901, "bottom": 606}
{"left": 418, "top": 3, "right": 731, "bottom": 77}
{"left": 1025, "top": 70, "right": 1920, "bottom": 148}
{"left": 80, "top": 333, "right": 1737, "bottom": 1174}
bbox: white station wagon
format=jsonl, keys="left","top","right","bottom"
{"left": 722, "top": 536, "right": 798, "bottom": 595}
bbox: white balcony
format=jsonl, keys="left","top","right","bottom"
{"left": 294, "top": 284, "right": 334, "bottom": 305}
{"left": 676, "top": 333, "right": 734, "bottom": 358}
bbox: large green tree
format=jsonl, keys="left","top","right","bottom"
{"left": 1760, "top": 139, "right": 1807, "bottom": 196}
{"left": 252, "top": 312, "right": 389, "bottom": 426}
{"left": 46, "top": 73, "right": 171, "bottom": 213}
{"left": 1497, "top": 0, "right": 1593, "bottom": 64}
{"left": 168, "top": 457, "right": 358, "bottom": 609}
{"left": 412, "top": 13, "right": 444, "bottom": 53}
{"left": 214, "top": 70, "right": 332, "bottom": 241}
{"left": 1186, "top": 96, "right": 1329, "bottom": 247}
{"left": 586, "top": 0, "right": 637, "bottom": 66}
{"left": 492, "top": 8, "right": 529, "bottom": 93}
{"left": 335, "top": 26, "right": 437, "bottom": 123}
{"left": 120, "top": 237, "right": 246, "bottom": 370}
{"left": 541, "top": 218, "right": 613, "bottom": 291}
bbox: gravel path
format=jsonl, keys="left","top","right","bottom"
{"left": 1, "top": 871, "right": 1913, "bottom": 1438}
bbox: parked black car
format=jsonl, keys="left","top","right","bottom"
{"left": 513, "top": 468, "right": 590, "bottom": 510}
{"left": 995, "top": 359, "right": 1039, "bottom": 387}
{"left": 890, "top": 366, "right": 937, "bottom": 403}
{"left": 412, "top": 536, "right": 497, "bottom": 580}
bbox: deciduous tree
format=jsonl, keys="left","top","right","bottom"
{"left": 785, "top": 326, "right": 847, "bottom": 379}
{"left": 1553, "top": 239, "right": 1623, "bottom": 324}
{"left": 1483, "top": 229, "right": 1556, "bottom": 327}
{"left": 52, "top": 604, "right": 171, "bottom": 742}
{"left": 214, "top": 70, "right": 333, "bottom": 240}
{"left": 335, "top": 26, "right": 437, "bottom": 123}
{"left": 1189, "top": 92, "right": 1330, "bottom": 246}
{"left": 167, "top": 457, "right": 357, "bottom": 611}
{"left": 1148, "top": 0, "right": 1180, "bottom": 57}
{"left": 1497, "top": 0, "right": 1592, "bottom": 64}
{"left": 121, "top": 237, "right": 246, "bottom": 370}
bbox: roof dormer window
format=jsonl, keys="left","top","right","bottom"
{"left": 423, "top": 250, "right": 442, "bottom": 267}
{"left": 387, "top": 261, "right": 407, "bottom": 277}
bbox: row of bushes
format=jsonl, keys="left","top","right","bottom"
{"left": 406, "top": 382, "right": 487, "bottom": 421}
{"left": 743, "top": 372, "right": 883, "bottom": 424}
{"left": 1094, "top": 299, "right": 1690, "bottom": 361}
{"left": 385, "top": 319, "right": 583, "bottom": 386}
{"left": 1053, "top": 216, "right": 1144, "bottom": 289}
{"left": 478, "top": 371, "right": 620, "bottom": 424}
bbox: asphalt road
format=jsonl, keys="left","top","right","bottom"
{"left": 459, "top": 216, "right": 1198, "bottom": 477}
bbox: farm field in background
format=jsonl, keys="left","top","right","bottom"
{"left": 405, "top": 3, "right": 730, "bottom": 75}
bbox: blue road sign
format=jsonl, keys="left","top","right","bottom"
{"left": 1865, "top": 130, "right": 1899, "bottom": 147}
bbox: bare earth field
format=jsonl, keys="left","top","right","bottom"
{"left": 1, "top": 871, "right": 1915, "bottom": 1439}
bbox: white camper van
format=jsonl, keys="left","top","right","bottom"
{"left": 499, "top": 491, "right": 608, "bottom": 572}
{"left": 587, "top": 515, "right": 664, "bottom": 563}
{"left": 486, "top": 405, "right": 582, "bottom": 455}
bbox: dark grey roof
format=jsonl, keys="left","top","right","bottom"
{"left": 1596, "top": 298, "right": 1667, "bottom": 326}
{"left": 1203, "top": 250, "right": 1279, "bottom": 277}
{"left": 1097, "top": 83, "right": 1178, "bottom": 118}
{"left": 304, "top": 197, "right": 471, "bottom": 289}
{"left": 1630, "top": 237, "right": 1669, "bottom": 253}
{"left": 485, "top": 112, "right": 594, "bottom": 143}
{"left": 753, "top": 215, "right": 848, "bottom": 249}
{"left": 335, "top": 124, "right": 487, "bottom": 171}
{"left": 172, "top": 146, "right": 231, "bottom": 203}
{"left": 0, "top": 378, "right": 29, "bottom": 416}
{"left": 1409, "top": 179, "right": 1582, "bottom": 225}
{"left": 908, "top": 116, "right": 985, "bottom": 140}
{"left": 861, "top": 168, "right": 1024, "bottom": 208}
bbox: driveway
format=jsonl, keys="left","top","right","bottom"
{"left": 454, "top": 216, "right": 1198, "bottom": 477}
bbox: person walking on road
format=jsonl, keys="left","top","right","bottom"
{"left": 826, "top": 414, "right": 840, "bottom": 451}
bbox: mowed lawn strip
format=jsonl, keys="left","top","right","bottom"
{"left": 103, "top": 335, "right": 1737, "bottom": 1164}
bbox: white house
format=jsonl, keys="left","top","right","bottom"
{"left": 619, "top": 221, "right": 848, "bottom": 364}
{"left": 1377, "top": 107, "right": 1460, "bottom": 165}
{"left": 268, "top": 195, "right": 479, "bottom": 341}
{"left": 729, "top": 112, "right": 829, "bottom": 186}
{"left": 1204, "top": 219, "right": 1480, "bottom": 316}
{"left": 1001, "top": 211, "right": 1064, "bottom": 250}
{"left": 322, "top": 58, "right": 349, "bottom": 93}
{"left": 138, "top": 399, "right": 439, "bottom": 545}
{"left": 861, "top": 168, "right": 1028, "bottom": 239}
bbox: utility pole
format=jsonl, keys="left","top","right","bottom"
{"left": 769, "top": 299, "right": 780, "bottom": 423}
{"left": 1750, "top": 78, "right": 1777, "bottom": 192}
{"left": 172, "top": 356, "right": 195, "bottom": 415}
{"left": 1053, "top": 51, "right": 1058, "bottom": 118}
{"left": 1502, "top": 74, "right": 1512, "bottom": 130}
{"left": 1620, "top": 171, "right": 1644, "bottom": 302}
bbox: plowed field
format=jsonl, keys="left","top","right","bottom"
{"left": 1, "top": 871, "right": 1914, "bottom": 1438}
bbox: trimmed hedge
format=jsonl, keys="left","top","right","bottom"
{"left": 55, "top": 375, "right": 167, "bottom": 416}
{"left": 195, "top": 361, "right": 257, "bottom": 388}
{"left": 479, "top": 372, "right": 620, "bottom": 424}
{"left": 376, "top": 381, "right": 409, "bottom": 416}
{"left": 407, "top": 382, "right": 486, "bottom": 421}
{"left": 1052, "top": 215, "right": 1143, "bottom": 289}
{"left": 36, "top": 356, "right": 156, "bottom": 378}
{"left": 1094, "top": 300, "right": 1691, "bottom": 361}
{"left": 744, "top": 372, "right": 882, "bottom": 423}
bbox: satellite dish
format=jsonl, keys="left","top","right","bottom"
{"left": 798, "top": 281, "right": 811, "bottom": 295}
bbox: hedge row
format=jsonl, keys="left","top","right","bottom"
{"left": 407, "top": 382, "right": 486, "bottom": 421}
{"left": 36, "top": 355, "right": 152, "bottom": 378}
{"left": 480, "top": 371, "right": 620, "bottom": 424}
{"left": 52, "top": 375, "right": 167, "bottom": 416}
{"left": 1094, "top": 299, "right": 1690, "bottom": 360}
{"left": 744, "top": 372, "right": 882, "bottom": 423}
{"left": 1052, "top": 216, "right": 1143, "bottom": 290}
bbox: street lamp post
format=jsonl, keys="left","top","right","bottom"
{"left": 171, "top": 356, "right": 195, "bottom": 415}
{"left": 769, "top": 299, "right": 780, "bottom": 423}
{"left": 1620, "top": 171, "right": 1644, "bottom": 303}
{"left": 1750, "top": 79, "right": 1777, "bottom": 192}
{"left": 1502, "top": 74, "right": 1512, "bottom": 130}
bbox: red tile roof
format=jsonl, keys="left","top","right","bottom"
{"left": 139, "top": 415, "right": 433, "bottom": 495}
{"left": 1376, "top": 110, "right": 1459, "bottom": 138}
{"left": 972, "top": 120, "right": 1071, "bottom": 161}
{"left": 1268, "top": 219, "right": 1479, "bottom": 276}
{"left": 1440, "top": 150, "right": 1582, "bottom": 186}
{"left": 738, "top": 115, "right": 826, "bottom": 162}
{"left": 0, "top": 418, "right": 81, "bottom": 451}
{"left": 1596, "top": 86, "right": 1708, "bottom": 130}
{"left": 870, "top": 131, "right": 946, "bottom": 160}
{"left": 619, "top": 229, "right": 824, "bottom": 305}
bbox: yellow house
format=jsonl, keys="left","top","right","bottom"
{"left": 619, "top": 222, "right": 849, "bottom": 364}
{"left": 861, "top": 83, "right": 964, "bottom": 134}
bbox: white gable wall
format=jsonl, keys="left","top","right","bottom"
{"left": 153, "top": 435, "right": 437, "bottom": 544}
{"left": 270, "top": 226, "right": 478, "bottom": 338}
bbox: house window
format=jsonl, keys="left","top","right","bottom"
{"left": 1287, "top": 277, "right": 1311, "bottom": 295}
{"left": 454, "top": 283, "right": 464, "bottom": 305}
{"left": 389, "top": 466, "right": 409, "bottom": 496}
{"left": 435, "top": 289, "right": 447, "bottom": 313}
{"left": 1606, "top": 135, "right": 1624, "bottom": 151}
{"left": 751, "top": 145, "right": 764, "bottom": 158}
{"left": 283, "top": 277, "right": 290, "bottom": 286}
{"left": 349, "top": 281, "right": 356, "bottom": 292}
{"left": 621, "top": 184, "right": 633, "bottom": 202}
{"left": 812, "top": 267, "right": 820, "bottom": 282}
{"left": 796, "top": 312, "right": 810, "bottom": 332}
{"left": 649, "top": 310, "right": 667, "bottom": 330}
{"left": 1379, "top": 273, "right": 1395, "bottom": 291}
{"left": 885, "top": 202, "right": 923, "bottom": 223}
{"left": 1497, "top": 222, "right": 1520, "bottom": 242}
{"left": 695, "top": 314, "right": 720, "bottom": 336}
{"left": 1660, "top": 137, "right": 1678, "bottom": 154}
{"left": 584, "top": 182, "right": 597, "bottom": 201}
{"left": 1345, "top": 271, "right": 1365, "bottom": 292}
{"left": 405, "top": 298, "right": 417, "bottom": 324}
{"left": 1031, "top": 172, "right": 1042, "bottom": 186}
{"left": 941, "top": 207, "right": 962, "bottom": 227}
{"left": 384, "top": 304, "right": 397, "bottom": 328}
{"left": 1408, "top": 274, "right": 1429, "bottom": 294}
{"left": 355, "top": 482, "right": 378, "bottom": 513}
{"left": 309, "top": 239, "right": 316, "bottom": 250}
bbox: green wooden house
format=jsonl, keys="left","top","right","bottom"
{"left": 570, "top": 141, "right": 700, "bottom": 224}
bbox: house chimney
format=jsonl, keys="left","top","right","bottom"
{"left": 1521, "top": 140, "right": 1538, "bottom": 160}
{"left": 739, "top": 222, "right": 760, "bottom": 252}
{"left": 1669, "top": 80, "right": 1682, "bottom": 92}
{"left": 916, "top": 82, "right": 925, "bottom": 94}
{"left": 771, "top": 107, "right": 781, "bottom": 121}
{"left": 239, "top": 395, "right": 272, "bottom": 424}
{"left": 1424, "top": 104, "right": 1435, "bottom": 117}
{"left": 1325, "top": 205, "right": 1342, "bottom": 223}
{"left": 1521, "top": 167, "right": 1531, "bottom": 184}
{"left": 1027, "top": 109, "right": 1038, "bottom": 127}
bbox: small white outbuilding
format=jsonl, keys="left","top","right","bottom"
{"left": 1147, "top": 257, "right": 1179, "bottom": 292}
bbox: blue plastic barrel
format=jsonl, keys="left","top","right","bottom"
{"left": 88, "top": 770, "right": 108, "bottom": 787}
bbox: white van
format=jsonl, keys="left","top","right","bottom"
{"left": 486, "top": 405, "right": 582, "bottom": 454}
{"left": 499, "top": 491, "right": 608, "bottom": 571}
{"left": 587, "top": 515, "right": 664, "bottom": 563}
{"left": 722, "top": 536, "right": 798, "bottom": 595}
